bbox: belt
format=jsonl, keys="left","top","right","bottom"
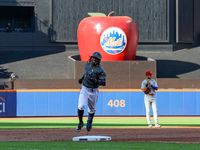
{"left": 85, "top": 88, "right": 95, "bottom": 92}
{"left": 83, "top": 85, "right": 98, "bottom": 92}
{"left": 89, "top": 88, "right": 94, "bottom": 92}
{"left": 149, "top": 94, "right": 154, "bottom": 96}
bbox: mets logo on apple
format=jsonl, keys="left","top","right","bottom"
{"left": 100, "top": 27, "right": 127, "bottom": 55}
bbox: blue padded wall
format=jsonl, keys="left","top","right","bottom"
{"left": 11, "top": 89, "right": 200, "bottom": 117}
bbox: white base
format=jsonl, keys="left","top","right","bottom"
{"left": 72, "top": 135, "right": 111, "bottom": 141}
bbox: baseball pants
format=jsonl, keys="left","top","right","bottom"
{"left": 78, "top": 85, "right": 99, "bottom": 114}
{"left": 144, "top": 94, "right": 158, "bottom": 125}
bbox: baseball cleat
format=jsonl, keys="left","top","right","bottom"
{"left": 155, "top": 123, "right": 161, "bottom": 128}
{"left": 86, "top": 117, "right": 93, "bottom": 132}
{"left": 148, "top": 124, "right": 152, "bottom": 128}
{"left": 86, "top": 122, "right": 92, "bottom": 132}
{"left": 76, "top": 122, "right": 84, "bottom": 132}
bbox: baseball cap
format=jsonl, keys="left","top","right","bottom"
{"left": 146, "top": 71, "right": 153, "bottom": 76}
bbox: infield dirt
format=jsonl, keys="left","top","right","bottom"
{"left": 0, "top": 117, "right": 199, "bottom": 143}
{"left": 0, "top": 128, "right": 199, "bottom": 143}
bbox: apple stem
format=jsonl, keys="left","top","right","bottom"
{"left": 108, "top": 11, "right": 115, "bottom": 17}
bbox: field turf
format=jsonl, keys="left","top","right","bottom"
{"left": 0, "top": 117, "right": 199, "bottom": 129}
{"left": 0, "top": 141, "right": 199, "bottom": 150}
{"left": 0, "top": 117, "right": 199, "bottom": 150}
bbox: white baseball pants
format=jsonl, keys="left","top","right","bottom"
{"left": 144, "top": 94, "right": 159, "bottom": 125}
{"left": 78, "top": 85, "right": 99, "bottom": 114}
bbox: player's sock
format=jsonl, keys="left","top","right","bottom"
{"left": 86, "top": 113, "right": 95, "bottom": 132}
{"left": 89, "top": 113, "right": 94, "bottom": 118}
{"left": 78, "top": 109, "right": 84, "bottom": 123}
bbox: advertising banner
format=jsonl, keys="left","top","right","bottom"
{"left": 0, "top": 90, "right": 17, "bottom": 117}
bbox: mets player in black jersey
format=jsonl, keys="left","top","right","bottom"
{"left": 76, "top": 52, "right": 106, "bottom": 132}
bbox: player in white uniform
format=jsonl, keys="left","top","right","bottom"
{"left": 141, "top": 71, "right": 161, "bottom": 128}
{"left": 76, "top": 52, "right": 106, "bottom": 132}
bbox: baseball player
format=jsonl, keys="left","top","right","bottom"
{"left": 141, "top": 71, "right": 161, "bottom": 128}
{"left": 76, "top": 52, "right": 106, "bottom": 132}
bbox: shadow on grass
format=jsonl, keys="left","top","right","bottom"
{"left": 0, "top": 122, "right": 77, "bottom": 129}
{"left": 93, "top": 123, "right": 200, "bottom": 127}
{"left": 0, "top": 122, "right": 199, "bottom": 129}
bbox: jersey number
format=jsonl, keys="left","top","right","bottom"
{"left": 107, "top": 100, "right": 125, "bottom": 107}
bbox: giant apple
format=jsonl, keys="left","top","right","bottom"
{"left": 77, "top": 11, "right": 138, "bottom": 61}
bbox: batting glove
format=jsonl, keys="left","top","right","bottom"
{"left": 78, "top": 78, "right": 83, "bottom": 84}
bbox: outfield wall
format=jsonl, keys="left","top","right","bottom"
{"left": 0, "top": 89, "right": 200, "bottom": 117}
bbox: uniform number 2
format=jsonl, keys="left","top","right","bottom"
{"left": 107, "top": 100, "right": 125, "bottom": 107}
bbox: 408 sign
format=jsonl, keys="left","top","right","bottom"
{"left": 107, "top": 100, "right": 125, "bottom": 107}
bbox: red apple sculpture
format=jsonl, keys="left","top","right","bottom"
{"left": 77, "top": 11, "right": 138, "bottom": 61}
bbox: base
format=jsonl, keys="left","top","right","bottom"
{"left": 72, "top": 135, "right": 111, "bottom": 141}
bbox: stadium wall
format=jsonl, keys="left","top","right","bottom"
{"left": 1, "top": 0, "right": 200, "bottom": 51}
{"left": 0, "top": 89, "right": 200, "bottom": 117}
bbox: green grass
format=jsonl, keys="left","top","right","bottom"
{"left": 0, "top": 117, "right": 199, "bottom": 150}
{"left": 0, "top": 117, "right": 199, "bottom": 129}
{"left": 0, "top": 141, "right": 199, "bottom": 150}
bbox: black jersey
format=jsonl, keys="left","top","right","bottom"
{"left": 82, "top": 63, "right": 106, "bottom": 89}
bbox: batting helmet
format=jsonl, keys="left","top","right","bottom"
{"left": 91, "top": 52, "right": 102, "bottom": 60}
{"left": 146, "top": 71, "right": 153, "bottom": 76}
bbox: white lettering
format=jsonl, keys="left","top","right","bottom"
{"left": 0, "top": 103, "right": 2, "bottom": 113}
{"left": 3, "top": 103, "right": 5, "bottom": 112}
{"left": 0, "top": 102, "right": 5, "bottom": 113}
